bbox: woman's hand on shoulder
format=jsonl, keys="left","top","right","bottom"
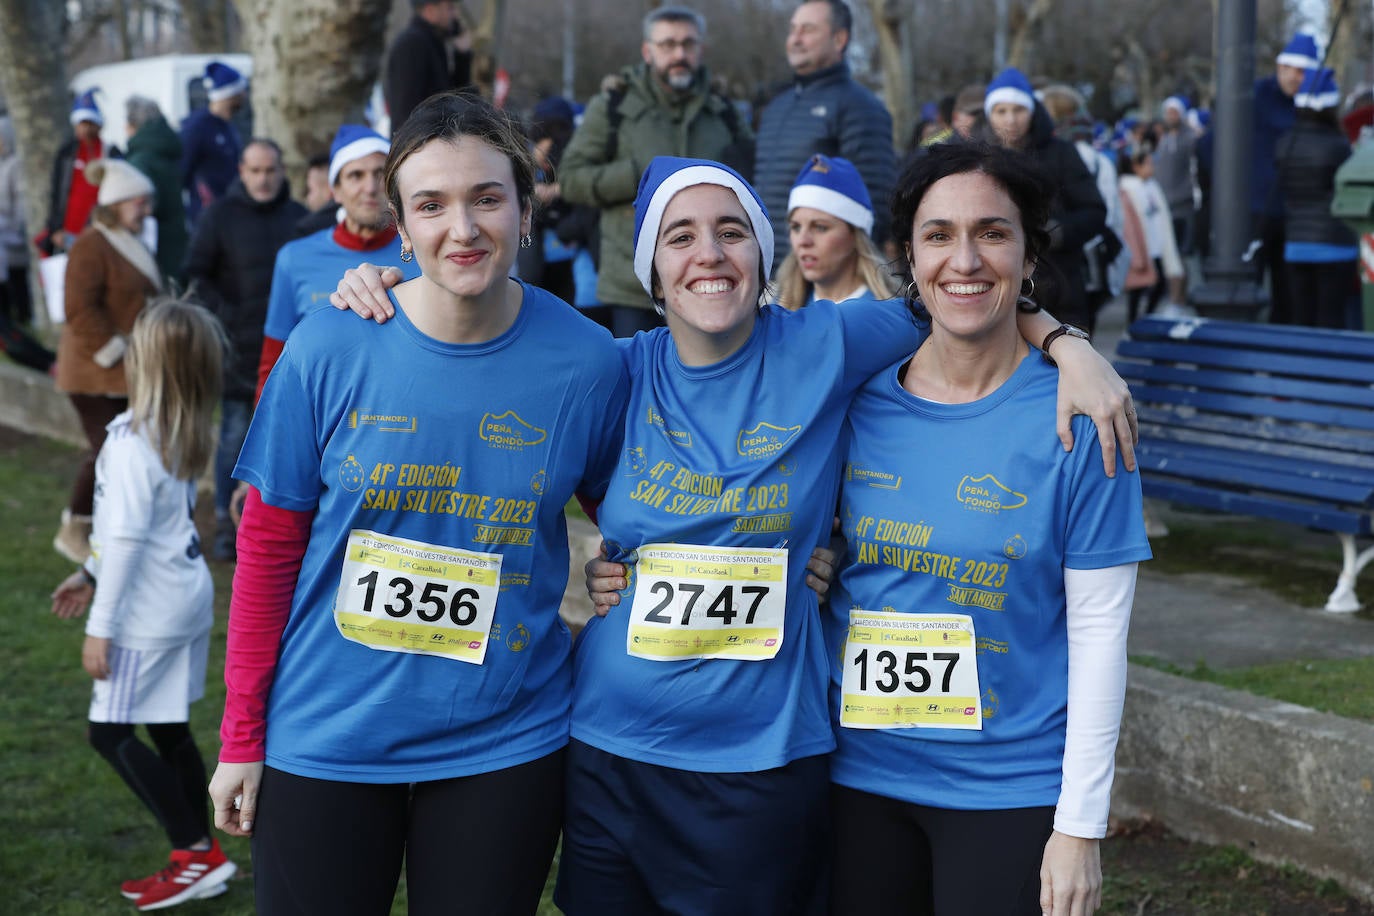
{"left": 1049, "top": 336, "right": 1138, "bottom": 477}
{"left": 209, "top": 760, "right": 264, "bottom": 837}
{"left": 1039, "top": 831, "right": 1101, "bottom": 916}
{"left": 329, "top": 262, "right": 404, "bottom": 322}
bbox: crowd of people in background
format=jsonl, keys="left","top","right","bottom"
{"left": 0, "top": 0, "right": 1363, "bottom": 912}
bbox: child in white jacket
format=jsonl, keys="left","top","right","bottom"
{"left": 50, "top": 299, "right": 238, "bottom": 911}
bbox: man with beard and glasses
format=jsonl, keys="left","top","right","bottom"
{"left": 560, "top": 5, "right": 753, "bottom": 337}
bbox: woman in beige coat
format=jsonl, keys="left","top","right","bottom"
{"left": 54, "top": 158, "right": 161, "bottom": 561}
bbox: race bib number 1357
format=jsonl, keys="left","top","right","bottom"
{"left": 840, "top": 610, "right": 981, "bottom": 730}
{"left": 334, "top": 529, "right": 501, "bottom": 664}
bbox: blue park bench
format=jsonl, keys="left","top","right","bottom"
{"left": 1113, "top": 316, "right": 1374, "bottom": 612}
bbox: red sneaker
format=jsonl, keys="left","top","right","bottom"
{"left": 132, "top": 839, "right": 237, "bottom": 911}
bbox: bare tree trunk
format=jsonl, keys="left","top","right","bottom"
{"left": 112, "top": 0, "right": 133, "bottom": 59}
{"left": 1008, "top": 0, "right": 1056, "bottom": 73}
{"left": 231, "top": 0, "right": 392, "bottom": 190}
{"left": 870, "top": 0, "right": 916, "bottom": 151}
{"left": 179, "top": 0, "right": 231, "bottom": 52}
{"left": 0, "top": 0, "right": 70, "bottom": 333}
{"left": 470, "top": 0, "right": 508, "bottom": 99}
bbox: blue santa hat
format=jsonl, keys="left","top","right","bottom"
{"left": 632, "top": 156, "right": 773, "bottom": 297}
{"left": 70, "top": 89, "right": 103, "bottom": 127}
{"left": 984, "top": 67, "right": 1035, "bottom": 116}
{"left": 328, "top": 124, "right": 390, "bottom": 186}
{"left": 203, "top": 61, "right": 247, "bottom": 103}
{"left": 1295, "top": 67, "right": 1340, "bottom": 111}
{"left": 1276, "top": 33, "right": 1320, "bottom": 70}
{"left": 1163, "top": 95, "right": 1190, "bottom": 117}
{"left": 1188, "top": 108, "right": 1211, "bottom": 132}
{"left": 787, "top": 154, "right": 873, "bottom": 235}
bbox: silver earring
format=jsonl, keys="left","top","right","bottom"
{"left": 520, "top": 233, "right": 533, "bottom": 249}
{"left": 904, "top": 279, "right": 923, "bottom": 307}
{"left": 1022, "top": 276, "right": 1035, "bottom": 298}
{"left": 400, "top": 247, "right": 414, "bottom": 262}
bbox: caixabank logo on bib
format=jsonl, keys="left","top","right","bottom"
{"left": 480, "top": 411, "right": 547, "bottom": 451}
{"left": 956, "top": 474, "right": 1027, "bottom": 514}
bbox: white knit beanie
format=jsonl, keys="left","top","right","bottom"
{"left": 89, "top": 159, "right": 155, "bottom": 206}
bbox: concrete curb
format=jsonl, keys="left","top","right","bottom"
{"left": 0, "top": 361, "right": 83, "bottom": 446}
{"left": 1114, "top": 664, "right": 1374, "bottom": 902}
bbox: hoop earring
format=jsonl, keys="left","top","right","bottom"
{"left": 400, "top": 247, "right": 414, "bottom": 263}
{"left": 520, "top": 233, "right": 533, "bottom": 249}
{"left": 1017, "top": 275, "right": 1040, "bottom": 313}
{"left": 904, "top": 279, "right": 923, "bottom": 307}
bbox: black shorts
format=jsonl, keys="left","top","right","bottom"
{"left": 556, "top": 739, "right": 829, "bottom": 916}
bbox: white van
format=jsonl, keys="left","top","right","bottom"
{"left": 69, "top": 53, "right": 253, "bottom": 150}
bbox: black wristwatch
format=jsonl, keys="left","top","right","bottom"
{"left": 1040, "top": 323, "right": 1090, "bottom": 365}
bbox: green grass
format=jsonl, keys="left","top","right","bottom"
{"left": 0, "top": 429, "right": 559, "bottom": 913}
{"left": 1131, "top": 654, "right": 1374, "bottom": 722}
{"left": 1101, "top": 820, "right": 1370, "bottom": 914}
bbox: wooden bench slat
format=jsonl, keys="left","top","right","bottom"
{"left": 1116, "top": 339, "right": 1374, "bottom": 384}
{"left": 1128, "top": 316, "right": 1374, "bottom": 361}
{"left": 1139, "top": 436, "right": 1374, "bottom": 487}
{"left": 1137, "top": 413, "right": 1374, "bottom": 464}
{"left": 1138, "top": 413, "right": 1374, "bottom": 460}
{"left": 1115, "top": 360, "right": 1374, "bottom": 410}
{"left": 1136, "top": 448, "right": 1374, "bottom": 504}
{"left": 1129, "top": 383, "right": 1374, "bottom": 431}
{"left": 1141, "top": 477, "right": 1373, "bottom": 535}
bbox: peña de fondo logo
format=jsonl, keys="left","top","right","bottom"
{"left": 736, "top": 421, "right": 802, "bottom": 460}
{"left": 956, "top": 474, "right": 1027, "bottom": 513}
{"left": 480, "top": 411, "right": 547, "bottom": 450}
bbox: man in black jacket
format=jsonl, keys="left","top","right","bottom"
{"left": 384, "top": 0, "right": 475, "bottom": 134}
{"left": 184, "top": 138, "right": 306, "bottom": 560}
{"left": 753, "top": 0, "right": 895, "bottom": 270}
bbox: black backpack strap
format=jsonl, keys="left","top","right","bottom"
{"left": 604, "top": 88, "right": 625, "bottom": 163}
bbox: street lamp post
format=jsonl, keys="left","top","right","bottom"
{"left": 1191, "top": 0, "right": 1269, "bottom": 319}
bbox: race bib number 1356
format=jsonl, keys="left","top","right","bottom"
{"left": 334, "top": 529, "right": 501, "bottom": 664}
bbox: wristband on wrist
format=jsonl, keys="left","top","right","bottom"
{"left": 78, "top": 566, "right": 96, "bottom": 587}
{"left": 1040, "top": 323, "right": 1090, "bottom": 366}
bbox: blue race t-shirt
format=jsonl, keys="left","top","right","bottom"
{"left": 235, "top": 282, "right": 628, "bottom": 783}
{"left": 570, "top": 297, "right": 923, "bottom": 772}
{"left": 262, "top": 227, "right": 419, "bottom": 342}
{"left": 826, "top": 350, "right": 1152, "bottom": 809}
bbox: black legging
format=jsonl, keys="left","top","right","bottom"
{"left": 88, "top": 721, "right": 210, "bottom": 849}
{"left": 251, "top": 750, "right": 564, "bottom": 916}
{"left": 830, "top": 783, "right": 1055, "bottom": 916}
{"left": 1127, "top": 257, "right": 1167, "bottom": 324}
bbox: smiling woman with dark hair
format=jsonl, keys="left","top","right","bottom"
{"left": 825, "top": 140, "right": 1151, "bottom": 916}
